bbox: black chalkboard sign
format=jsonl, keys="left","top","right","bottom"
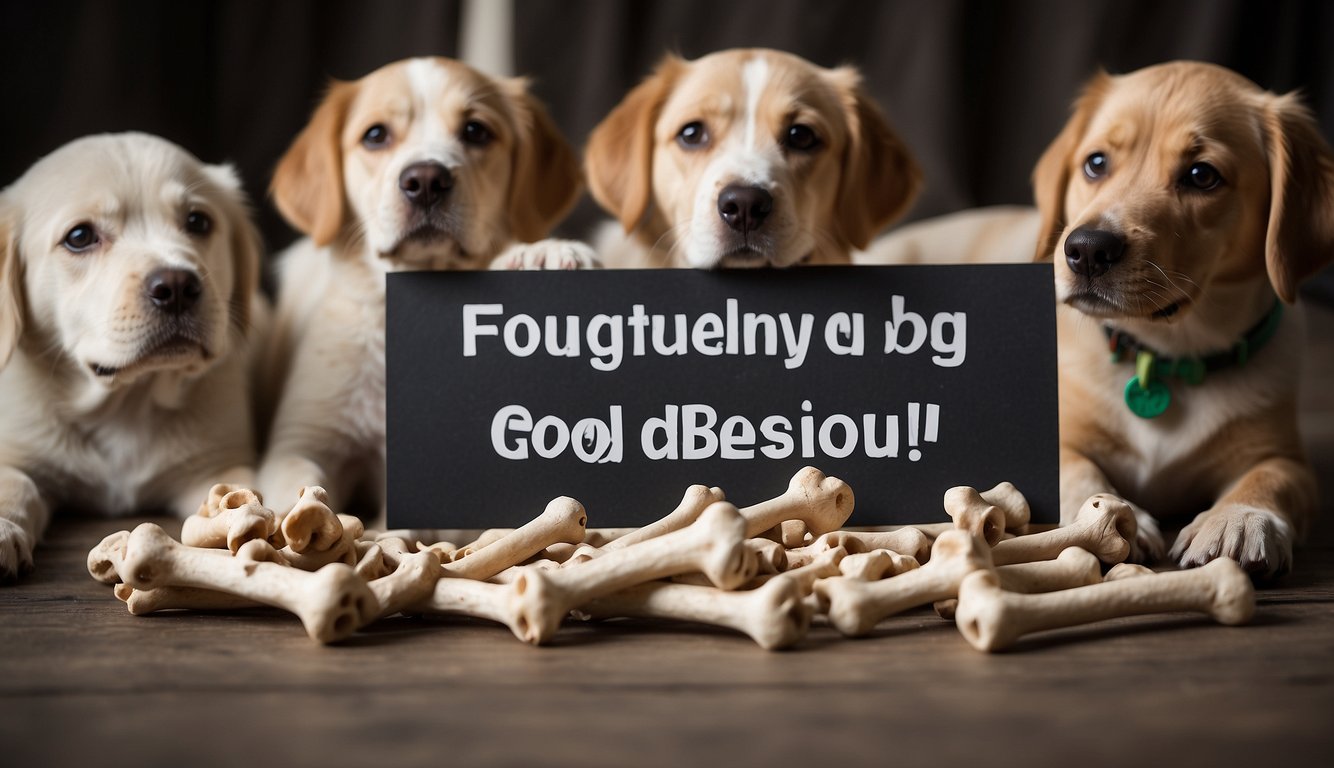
{"left": 386, "top": 266, "right": 1058, "bottom": 529}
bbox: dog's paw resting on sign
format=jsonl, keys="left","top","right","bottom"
{"left": 1034, "top": 61, "right": 1334, "bottom": 577}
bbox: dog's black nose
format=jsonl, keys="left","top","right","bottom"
{"left": 145, "top": 268, "right": 203, "bottom": 314}
{"left": 399, "top": 162, "right": 454, "bottom": 208}
{"left": 718, "top": 185, "right": 774, "bottom": 233}
{"left": 1064, "top": 227, "right": 1126, "bottom": 277}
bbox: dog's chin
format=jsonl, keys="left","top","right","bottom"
{"left": 86, "top": 334, "right": 213, "bottom": 385}
{"left": 383, "top": 225, "right": 473, "bottom": 270}
{"left": 1065, "top": 287, "right": 1191, "bottom": 323}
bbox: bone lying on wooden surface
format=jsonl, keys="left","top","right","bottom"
{"left": 443, "top": 497, "right": 587, "bottom": 581}
{"left": 600, "top": 485, "right": 727, "bottom": 551}
{"left": 738, "top": 467, "right": 854, "bottom": 539}
{"left": 953, "top": 557, "right": 1255, "bottom": 652}
{"left": 934, "top": 547, "right": 1103, "bottom": 619}
{"left": 578, "top": 575, "right": 811, "bottom": 650}
{"left": 117, "top": 523, "right": 378, "bottom": 643}
{"left": 88, "top": 530, "right": 129, "bottom": 584}
{"left": 941, "top": 486, "right": 1007, "bottom": 546}
{"left": 369, "top": 549, "right": 445, "bottom": 619}
{"left": 505, "top": 501, "right": 759, "bottom": 645}
{"left": 181, "top": 487, "right": 277, "bottom": 554}
{"left": 114, "top": 581, "right": 262, "bottom": 614}
{"left": 989, "top": 494, "right": 1136, "bottom": 566}
{"left": 815, "top": 530, "right": 992, "bottom": 637}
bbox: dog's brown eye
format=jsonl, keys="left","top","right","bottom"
{"left": 362, "top": 124, "right": 391, "bottom": 149}
{"left": 677, "top": 121, "right": 709, "bottom": 149}
{"left": 1183, "top": 162, "right": 1223, "bottom": 191}
{"left": 462, "top": 120, "right": 493, "bottom": 147}
{"left": 62, "top": 223, "right": 98, "bottom": 253}
{"left": 1083, "top": 152, "right": 1109, "bottom": 180}
{"left": 185, "top": 210, "right": 212, "bottom": 236}
{"left": 783, "top": 124, "right": 820, "bottom": 152}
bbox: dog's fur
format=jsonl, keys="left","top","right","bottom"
{"left": 586, "top": 48, "right": 921, "bottom": 269}
{"left": 1035, "top": 61, "right": 1334, "bottom": 575}
{"left": 0, "top": 133, "right": 263, "bottom": 578}
{"left": 257, "top": 56, "right": 584, "bottom": 516}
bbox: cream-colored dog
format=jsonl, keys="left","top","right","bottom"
{"left": 1036, "top": 61, "right": 1334, "bottom": 576}
{"left": 0, "top": 133, "right": 263, "bottom": 578}
{"left": 258, "top": 56, "right": 586, "bottom": 516}
{"left": 586, "top": 48, "right": 921, "bottom": 269}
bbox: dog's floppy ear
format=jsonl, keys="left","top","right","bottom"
{"left": 828, "top": 67, "right": 922, "bottom": 251}
{"left": 1263, "top": 93, "right": 1334, "bottom": 303}
{"left": 203, "top": 164, "right": 263, "bottom": 336}
{"left": 584, "top": 55, "right": 685, "bottom": 233}
{"left": 1033, "top": 71, "right": 1111, "bottom": 261}
{"left": 0, "top": 199, "right": 22, "bottom": 368}
{"left": 504, "top": 79, "right": 583, "bottom": 242}
{"left": 271, "top": 80, "right": 356, "bottom": 247}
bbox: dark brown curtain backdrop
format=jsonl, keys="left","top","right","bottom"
{"left": 3, "top": 0, "right": 1332, "bottom": 298}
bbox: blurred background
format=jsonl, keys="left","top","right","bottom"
{"left": 2, "top": 0, "right": 1331, "bottom": 299}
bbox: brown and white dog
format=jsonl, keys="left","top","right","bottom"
{"left": 585, "top": 48, "right": 921, "bottom": 269}
{"left": 258, "top": 57, "right": 586, "bottom": 516}
{"left": 0, "top": 133, "right": 264, "bottom": 578}
{"left": 1035, "top": 61, "right": 1334, "bottom": 575}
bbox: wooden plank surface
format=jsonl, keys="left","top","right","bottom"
{"left": 3, "top": 303, "right": 1334, "bottom": 767}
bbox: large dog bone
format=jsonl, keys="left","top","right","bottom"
{"left": 117, "top": 523, "right": 378, "bottom": 643}
{"left": 281, "top": 514, "right": 363, "bottom": 571}
{"left": 506, "top": 501, "right": 758, "bottom": 645}
{"left": 787, "top": 528, "right": 931, "bottom": 567}
{"left": 1104, "top": 563, "right": 1156, "bottom": 581}
{"left": 88, "top": 530, "right": 129, "bottom": 584}
{"left": 953, "top": 557, "right": 1255, "bottom": 652}
{"left": 941, "top": 486, "right": 1007, "bottom": 546}
{"left": 443, "top": 497, "right": 587, "bottom": 581}
{"left": 738, "top": 467, "right": 854, "bottom": 538}
{"left": 746, "top": 537, "right": 788, "bottom": 574}
{"left": 181, "top": 487, "right": 276, "bottom": 554}
{"left": 114, "top": 582, "right": 262, "bottom": 614}
{"left": 370, "top": 549, "right": 445, "bottom": 619}
{"left": 601, "top": 485, "right": 727, "bottom": 551}
{"left": 578, "top": 576, "right": 811, "bottom": 650}
{"left": 989, "top": 495, "right": 1136, "bottom": 566}
{"left": 934, "top": 547, "right": 1103, "bottom": 619}
{"left": 815, "top": 530, "right": 992, "bottom": 637}
{"left": 839, "top": 549, "right": 920, "bottom": 581}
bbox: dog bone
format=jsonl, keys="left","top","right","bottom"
{"left": 747, "top": 537, "right": 788, "bottom": 574}
{"left": 181, "top": 487, "right": 276, "bottom": 554}
{"left": 989, "top": 494, "right": 1136, "bottom": 566}
{"left": 815, "top": 530, "right": 992, "bottom": 637}
{"left": 758, "top": 519, "right": 811, "bottom": 548}
{"left": 117, "top": 523, "right": 378, "bottom": 643}
{"left": 370, "top": 549, "right": 445, "bottom": 619}
{"left": 953, "top": 557, "right": 1255, "bottom": 652}
{"left": 941, "top": 486, "right": 1007, "bottom": 546}
{"left": 1103, "top": 563, "right": 1156, "bottom": 581}
{"left": 280, "top": 486, "right": 342, "bottom": 554}
{"left": 578, "top": 575, "right": 811, "bottom": 650}
{"left": 281, "top": 514, "right": 363, "bottom": 571}
{"left": 786, "top": 528, "right": 931, "bottom": 567}
{"left": 114, "top": 581, "right": 262, "bottom": 614}
{"left": 505, "top": 501, "right": 759, "bottom": 645}
{"left": 88, "top": 530, "right": 129, "bottom": 584}
{"left": 739, "top": 467, "right": 854, "bottom": 538}
{"left": 354, "top": 542, "right": 391, "bottom": 580}
{"left": 600, "top": 485, "right": 726, "bottom": 550}
{"left": 981, "top": 481, "right": 1031, "bottom": 532}
{"left": 443, "top": 497, "right": 587, "bottom": 581}
{"left": 934, "top": 546, "right": 1103, "bottom": 619}
{"left": 456, "top": 528, "right": 512, "bottom": 558}
{"left": 839, "top": 549, "right": 920, "bottom": 581}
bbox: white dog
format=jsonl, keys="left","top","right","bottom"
{"left": 0, "top": 133, "right": 263, "bottom": 578}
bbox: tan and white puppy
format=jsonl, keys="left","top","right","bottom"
{"left": 1035, "top": 61, "right": 1334, "bottom": 576}
{"left": 258, "top": 56, "right": 585, "bottom": 517}
{"left": 586, "top": 48, "right": 921, "bottom": 269}
{"left": 0, "top": 133, "right": 263, "bottom": 578}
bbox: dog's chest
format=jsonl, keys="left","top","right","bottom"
{"left": 336, "top": 302, "right": 388, "bottom": 453}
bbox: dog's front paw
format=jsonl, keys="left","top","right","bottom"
{"left": 490, "top": 239, "right": 601, "bottom": 271}
{"left": 1170, "top": 505, "right": 1293, "bottom": 577}
{"left": 1125, "top": 501, "right": 1167, "bottom": 564}
{"left": 0, "top": 518, "right": 35, "bottom": 581}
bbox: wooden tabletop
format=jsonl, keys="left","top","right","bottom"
{"left": 4, "top": 303, "right": 1334, "bottom": 767}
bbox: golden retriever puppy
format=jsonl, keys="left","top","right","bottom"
{"left": 1035, "top": 61, "right": 1334, "bottom": 575}
{"left": 258, "top": 57, "right": 585, "bottom": 516}
{"left": 0, "top": 133, "right": 263, "bottom": 578}
{"left": 585, "top": 48, "right": 921, "bottom": 269}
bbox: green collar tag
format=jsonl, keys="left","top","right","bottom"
{"left": 1125, "top": 350, "right": 1171, "bottom": 418}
